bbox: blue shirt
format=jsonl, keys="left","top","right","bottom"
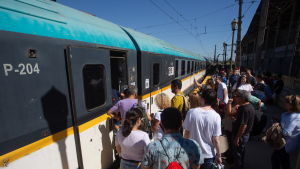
{"left": 221, "top": 76, "right": 228, "bottom": 85}
{"left": 229, "top": 74, "right": 239, "bottom": 86}
{"left": 280, "top": 112, "right": 300, "bottom": 153}
{"left": 142, "top": 133, "right": 204, "bottom": 169}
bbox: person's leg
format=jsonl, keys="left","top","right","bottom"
{"left": 200, "top": 158, "right": 214, "bottom": 169}
{"left": 271, "top": 148, "right": 285, "bottom": 169}
{"left": 281, "top": 147, "right": 290, "bottom": 169}
{"left": 240, "top": 134, "right": 249, "bottom": 168}
{"left": 232, "top": 134, "right": 244, "bottom": 169}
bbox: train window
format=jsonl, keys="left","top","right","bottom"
{"left": 153, "top": 63, "right": 160, "bottom": 86}
{"left": 191, "top": 61, "right": 194, "bottom": 72}
{"left": 187, "top": 61, "right": 190, "bottom": 74}
{"left": 181, "top": 60, "right": 185, "bottom": 76}
{"left": 175, "top": 60, "right": 178, "bottom": 78}
{"left": 82, "top": 64, "right": 106, "bottom": 111}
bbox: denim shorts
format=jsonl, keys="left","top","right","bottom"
{"left": 120, "top": 158, "right": 141, "bottom": 169}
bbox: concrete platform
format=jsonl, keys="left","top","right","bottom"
{"left": 220, "top": 104, "right": 300, "bottom": 169}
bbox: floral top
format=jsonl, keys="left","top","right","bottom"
{"left": 142, "top": 133, "right": 204, "bottom": 169}
{"left": 249, "top": 95, "right": 267, "bottom": 110}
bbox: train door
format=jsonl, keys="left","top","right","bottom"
{"left": 66, "top": 46, "right": 114, "bottom": 169}
{"left": 149, "top": 54, "right": 162, "bottom": 114}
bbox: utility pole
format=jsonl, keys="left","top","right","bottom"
{"left": 235, "top": 0, "right": 242, "bottom": 68}
{"left": 214, "top": 45, "right": 216, "bottom": 63}
{"left": 253, "top": 0, "right": 269, "bottom": 73}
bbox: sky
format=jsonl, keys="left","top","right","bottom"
{"left": 57, "top": 0, "right": 260, "bottom": 61}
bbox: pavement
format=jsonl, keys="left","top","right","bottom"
{"left": 219, "top": 104, "right": 300, "bottom": 169}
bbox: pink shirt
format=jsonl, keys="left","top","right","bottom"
{"left": 115, "top": 129, "right": 150, "bottom": 161}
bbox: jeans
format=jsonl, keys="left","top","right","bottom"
{"left": 200, "top": 156, "right": 216, "bottom": 169}
{"left": 232, "top": 133, "right": 249, "bottom": 169}
{"left": 271, "top": 147, "right": 290, "bottom": 169}
{"left": 120, "top": 159, "right": 141, "bottom": 169}
{"left": 224, "top": 130, "right": 233, "bottom": 160}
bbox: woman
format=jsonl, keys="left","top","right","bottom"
{"left": 271, "top": 95, "right": 300, "bottom": 169}
{"left": 232, "top": 75, "right": 253, "bottom": 93}
{"left": 254, "top": 73, "right": 266, "bottom": 92}
{"left": 194, "top": 78, "right": 215, "bottom": 91}
{"left": 115, "top": 108, "right": 150, "bottom": 169}
{"left": 189, "top": 90, "right": 200, "bottom": 109}
{"left": 152, "top": 93, "right": 171, "bottom": 140}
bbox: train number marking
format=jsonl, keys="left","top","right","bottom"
{"left": 3, "top": 63, "right": 40, "bottom": 76}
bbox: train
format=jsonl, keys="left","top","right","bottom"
{"left": 0, "top": 0, "right": 207, "bottom": 168}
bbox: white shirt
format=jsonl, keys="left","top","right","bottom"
{"left": 115, "top": 129, "right": 150, "bottom": 161}
{"left": 232, "top": 83, "right": 253, "bottom": 92}
{"left": 153, "top": 110, "right": 164, "bottom": 140}
{"left": 183, "top": 107, "right": 222, "bottom": 158}
{"left": 217, "top": 82, "right": 228, "bottom": 103}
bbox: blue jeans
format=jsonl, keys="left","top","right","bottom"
{"left": 232, "top": 133, "right": 249, "bottom": 169}
{"left": 120, "top": 159, "right": 141, "bottom": 169}
{"left": 200, "top": 156, "right": 216, "bottom": 169}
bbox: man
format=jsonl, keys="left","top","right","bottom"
{"left": 221, "top": 72, "right": 228, "bottom": 85}
{"left": 216, "top": 76, "right": 228, "bottom": 104}
{"left": 183, "top": 89, "right": 222, "bottom": 169}
{"left": 142, "top": 107, "right": 204, "bottom": 169}
{"left": 171, "top": 79, "right": 184, "bottom": 113}
{"left": 231, "top": 90, "right": 255, "bottom": 169}
{"left": 273, "top": 74, "right": 284, "bottom": 94}
{"left": 229, "top": 69, "right": 239, "bottom": 87}
{"left": 246, "top": 68, "right": 257, "bottom": 88}
{"left": 111, "top": 89, "right": 125, "bottom": 131}
{"left": 264, "top": 72, "right": 274, "bottom": 92}
{"left": 107, "top": 85, "right": 151, "bottom": 125}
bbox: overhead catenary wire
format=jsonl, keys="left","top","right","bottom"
{"left": 148, "top": 0, "right": 210, "bottom": 57}
{"left": 135, "top": 3, "right": 238, "bottom": 30}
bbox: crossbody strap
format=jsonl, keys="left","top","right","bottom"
{"left": 159, "top": 138, "right": 184, "bottom": 164}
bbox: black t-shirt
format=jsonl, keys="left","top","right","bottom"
{"left": 255, "top": 82, "right": 266, "bottom": 92}
{"left": 232, "top": 103, "right": 255, "bottom": 136}
{"left": 248, "top": 76, "right": 257, "bottom": 87}
{"left": 274, "top": 79, "right": 284, "bottom": 94}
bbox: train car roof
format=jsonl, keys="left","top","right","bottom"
{"left": 0, "top": 0, "right": 204, "bottom": 60}
{"left": 0, "top": 0, "right": 136, "bottom": 50}
{"left": 121, "top": 27, "right": 205, "bottom": 60}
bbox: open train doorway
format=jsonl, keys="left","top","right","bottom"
{"left": 110, "top": 50, "right": 128, "bottom": 95}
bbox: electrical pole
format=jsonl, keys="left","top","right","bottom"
{"left": 253, "top": 0, "right": 269, "bottom": 73}
{"left": 214, "top": 45, "right": 216, "bottom": 63}
{"left": 235, "top": 0, "right": 242, "bottom": 68}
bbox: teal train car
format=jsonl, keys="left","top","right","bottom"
{"left": 0, "top": 0, "right": 207, "bottom": 168}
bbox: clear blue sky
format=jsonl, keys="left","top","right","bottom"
{"left": 57, "top": 0, "right": 260, "bottom": 61}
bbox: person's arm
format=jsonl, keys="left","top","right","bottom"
{"left": 107, "top": 110, "right": 120, "bottom": 119}
{"left": 273, "top": 86, "right": 280, "bottom": 94}
{"left": 147, "top": 113, "right": 152, "bottom": 121}
{"left": 213, "top": 136, "right": 222, "bottom": 165}
{"left": 194, "top": 79, "right": 203, "bottom": 88}
{"left": 152, "top": 119, "right": 160, "bottom": 131}
{"left": 257, "top": 100, "right": 261, "bottom": 110}
{"left": 223, "top": 88, "right": 227, "bottom": 102}
{"left": 116, "top": 145, "right": 122, "bottom": 153}
{"left": 234, "top": 124, "right": 247, "bottom": 146}
{"left": 183, "top": 129, "right": 190, "bottom": 139}
{"left": 191, "top": 164, "right": 201, "bottom": 169}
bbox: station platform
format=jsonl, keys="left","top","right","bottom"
{"left": 221, "top": 104, "right": 300, "bottom": 169}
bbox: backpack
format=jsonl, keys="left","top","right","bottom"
{"left": 133, "top": 101, "right": 151, "bottom": 133}
{"left": 159, "top": 139, "right": 183, "bottom": 169}
{"left": 263, "top": 84, "right": 272, "bottom": 100}
{"left": 175, "top": 94, "right": 190, "bottom": 118}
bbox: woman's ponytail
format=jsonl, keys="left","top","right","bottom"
{"left": 122, "top": 108, "right": 143, "bottom": 137}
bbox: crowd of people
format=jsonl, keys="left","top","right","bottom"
{"left": 106, "top": 69, "right": 300, "bottom": 169}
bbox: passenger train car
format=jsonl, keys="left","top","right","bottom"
{"left": 0, "top": 0, "right": 206, "bottom": 168}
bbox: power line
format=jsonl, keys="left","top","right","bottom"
{"left": 148, "top": 0, "right": 210, "bottom": 57}
{"left": 243, "top": 1, "right": 255, "bottom": 17}
{"left": 158, "top": 30, "right": 232, "bottom": 38}
{"left": 135, "top": 3, "right": 238, "bottom": 30}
